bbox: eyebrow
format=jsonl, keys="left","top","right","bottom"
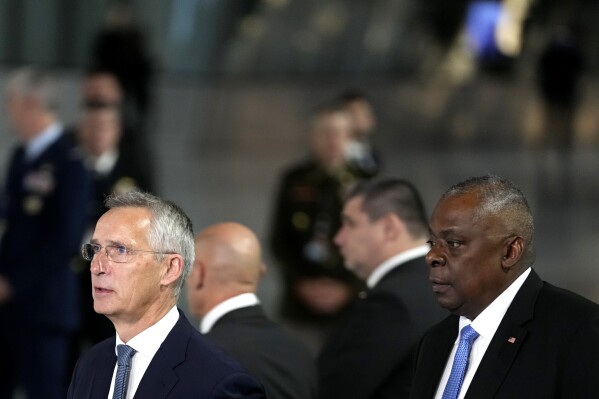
{"left": 429, "top": 226, "right": 461, "bottom": 237}
{"left": 89, "top": 238, "right": 127, "bottom": 247}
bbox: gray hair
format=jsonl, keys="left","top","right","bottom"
{"left": 8, "top": 67, "right": 59, "bottom": 111}
{"left": 441, "top": 175, "right": 536, "bottom": 268}
{"left": 105, "top": 191, "right": 195, "bottom": 298}
{"left": 346, "top": 178, "right": 428, "bottom": 239}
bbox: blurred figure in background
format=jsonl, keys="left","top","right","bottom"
{"left": 89, "top": 1, "right": 154, "bottom": 135}
{"left": 76, "top": 101, "right": 154, "bottom": 223}
{"left": 188, "top": 222, "right": 317, "bottom": 399}
{"left": 270, "top": 102, "right": 365, "bottom": 353}
{"left": 0, "top": 67, "right": 92, "bottom": 399}
{"left": 339, "top": 91, "right": 381, "bottom": 178}
{"left": 80, "top": 68, "right": 156, "bottom": 187}
{"left": 319, "top": 178, "right": 446, "bottom": 399}
{"left": 536, "top": 25, "right": 584, "bottom": 204}
{"left": 82, "top": 68, "right": 123, "bottom": 109}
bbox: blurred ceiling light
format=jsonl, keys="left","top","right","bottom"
{"left": 239, "top": 15, "right": 266, "bottom": 39}
{"left": 365, "top": 25, "right": 393, "bottom": 54}
{"left": 311, "top": 3, "right": 348, "bottom": 38}
{"left": 293, "top": 30, "right": 321, "bottom": 54}
{"left": 264, "top": 0, "right": 290, "bottom": 9}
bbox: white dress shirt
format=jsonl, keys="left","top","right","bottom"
{"left": 107, "top": 306, "right": 180, "bottom": 399}
{"left": 366, "top": 244, "right": 430, "bottom": 289}
{"left": 434, "top": 268, "right": 532, "bottom": 399}
{"left": 24, "top": 123, "right": 62, "bottom": 161}
{"left": 200, "top": 293, "right": 260, "bottom": 334}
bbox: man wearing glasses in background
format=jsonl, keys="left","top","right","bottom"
{"left": 68, "top": 191, "right": 265, "bottom": 398}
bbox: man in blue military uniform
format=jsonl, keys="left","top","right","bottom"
{"left": 0, "top": 67, "right": 92, "bottom": 399}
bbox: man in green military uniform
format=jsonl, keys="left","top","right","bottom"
{"left": 270, "top": 102, "right": 366, "bottom": 352}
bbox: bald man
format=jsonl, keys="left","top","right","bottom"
{"left": 187, "top": 223, "right": 317, "bottom": 399}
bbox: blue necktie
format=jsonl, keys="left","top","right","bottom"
{"left": 442, "top": 325, "right": 480, "bottom": 399}
{"left": 113, "top": 344, "right": 137, "bottom": 399}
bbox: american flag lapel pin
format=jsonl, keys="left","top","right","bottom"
{"left": 507, "top": 337, "right": 516, "bottom": 344}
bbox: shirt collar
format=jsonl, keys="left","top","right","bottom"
{"left": 460, "top": 267, "right": 532, "bottom": 339}
{"left": 115, "top": 306, "right": 179, "bottom": 359}
{"left": 91, "top": 148, "right": 119, "bottom": 175}
{"left": 366, "top": 244, "right": 430, "bottom": 288}
{"left": 25, "top": 123, "right": 62, "bottom": 161}
{"left": 200, "top": 293, "right": 260, "bottom": 334}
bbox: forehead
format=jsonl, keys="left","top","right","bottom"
{"left": 343, "top": 196, "right": 367, "bottom": 216}
{"left": 93, "top": 207, "right": 152, "bottom": 244}
{"left": 313, "top": 113, "right": 350, "bottom": 132}
{"left": 430, "top": 192, "right": 482, "bottom": 233}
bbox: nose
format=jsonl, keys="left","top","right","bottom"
{"left": 89, "top": 251, "right": 107, "bottom": 275}
{"left": 333, "top": 228, "right": 344, "bottom": 247}
{"left": 425, "top": 246, "right": 445, "bottom": 268}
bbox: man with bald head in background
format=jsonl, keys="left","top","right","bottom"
{"left": 187, "top": 222, "right": 317, "bottom": 399}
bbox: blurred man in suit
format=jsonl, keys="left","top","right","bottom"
{"left": 68, "top": 192, "right": 265, "bottom": 398}
{"left": 410, "top": 175, "right": 599, "bottom": 399}
{"left": 318, "top": 178, "right": 446, "bottom": 399}
{"left": 188, "top": 222, "right": 317, "bottom": 399}
{"left": 0, "top": 67, "right": 92, "bottom": 399}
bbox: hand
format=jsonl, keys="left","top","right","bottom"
{"left": 295, "top": 277, "right": 353, "bottom": 315}
{"left": 0, "top": 275, "right": 13, "bottom": 304}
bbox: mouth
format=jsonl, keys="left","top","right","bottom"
{"left": 94, "top": 286, "right": 114, "bottom": 295}
{"left": 430, "top": 278, "right": 451, "bottom": 293}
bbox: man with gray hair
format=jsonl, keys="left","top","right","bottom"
{"left": 0, "top": 67, "right": 92, "bottom": 399}
{"left": 68, "top": 191, "right": 266, "bottom": 398}
{"left": 410, "top": 175, "right": 599, "bottom": 399}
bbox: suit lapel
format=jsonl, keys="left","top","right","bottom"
{"left": 133, "top": 310, "right": 191, "bottom": 398}
{"left": 412, "top": 316, "right": 459, "bottom": 399}
{"left": 465, "top": 271, "right": 543, "bottom": 399}
{"left": 89, "top": 338, "right": 117, "bottom": 399}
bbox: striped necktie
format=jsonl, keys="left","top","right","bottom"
{"left": 113, "top": 344, "right": 136, "bottom": 399}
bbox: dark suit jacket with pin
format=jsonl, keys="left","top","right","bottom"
{"left": 409, "top": 270, "right": 599, "bottom": 399}
{"left": 67, "top": 309, "right": 266, "bottom": 399}
{"left": 318, "top": 256, "right": 448, "bottom": 399}
{"left": 205, "top": 304, "right": 318, "bottom": 399}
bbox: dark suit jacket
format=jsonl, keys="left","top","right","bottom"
{"left": 206, "top": 305, "right": 317, "bottom": 399}
{"left": 410, "top": 270, "right": 599, "bottom": 399}
{"left": 318, "top": 256, "right": 447, "bottom": 399}
{"left": 67, "top": 310, "right": 266, "bottom": 398}
{"left": 0, "top": 132, "right": 92, "bottom": 330}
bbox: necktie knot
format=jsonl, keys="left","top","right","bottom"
{"left": 460, "top": 325, "right": 479, "bottom": 345}
{"left": 442, "top": 325, "right": 480, "bottom": 399}
{"left": 116, "top": 344, "right": 136, "bottom": 366}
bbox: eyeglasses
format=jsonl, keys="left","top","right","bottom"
{"left": 81, "top": 243, "right": 173, "bottom": 263}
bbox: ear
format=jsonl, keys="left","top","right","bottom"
{"left": 161, "top": 254, "right": 184, "bottom": 287}
{"left": 501, "top": 236, "right": 524, "bottom": 270}
{"left": 191, "top": 260, "right": 206, "bottom": 290}
{"left": 381, "top": 213, "right": 402, "bottom": 241}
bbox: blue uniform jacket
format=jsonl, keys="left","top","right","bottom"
{"left": 0, "top": 133, "right": 92, "bottom": 331}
